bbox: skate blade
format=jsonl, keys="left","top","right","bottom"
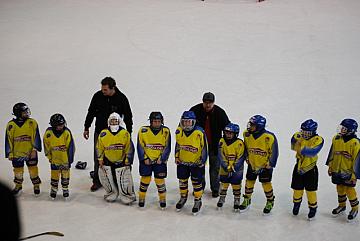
{"left": 217, "top": 206, "right": 223, "bottom": 211}
{"left": 347, "top": 218, "right": 357, "bottom": 223}
{"left": 64, "top": 197, "right": 69, "bottom": 202}
{"left": 262, "top": 212, "right": 271, "bottom": 216}
{"left": 160, "top": 207, "right": 166, "bottom": 211}
{"left": 14, "top": 190, "right": 23, "bottom": 197}
{"left": 239, "top": 207, "right": 250, "bottom": 213}
{"left": 332, "top": 211, "right": 345, "bottom": 218}
{"left": 307, "top": 217, "right": 315, "bottom": 221}
{"left": 233, "top": 209, "right": 240, "bottom": 213}
{"left": 192, "top": 211, "right": 200, "bottom": 216}
{"left": 176, "top": 208, "right": 182, "bottom": 212}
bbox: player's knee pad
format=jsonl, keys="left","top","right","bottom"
{"left": 115, "top": 166, "right": 136, "bottom": 204}
{"left": 99, "top": 165, "right": 118, "bottom": 201}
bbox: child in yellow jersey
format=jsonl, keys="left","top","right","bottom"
{"left": 291, "top": 119, "right": 324, "bottom": 220}
{"left": 175, "top": 111, "right": 208, "bottom": 215}
{"left": 97, "top": 112, "right": 135, "bottom": 203}
{"left": 43, "top": 114, "right": 75, "bottom": 200}
{"left": 240, "top": 115, "right": 279, "bottom": 214}
{"left": 217, "top": 123, "right": 246, "bottom": 212}
{"left": 5, "top": 103, "right": 42, "bottom": 196}
{"left": 137, "top": 112, "right": 171, "bottom": 209}
{"left": 327, "top": 118, "right": 360, "bottom": 222}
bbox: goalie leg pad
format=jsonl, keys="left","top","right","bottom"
{"left": 99, "top": 165, "right": 118, "bottom": 202}
{"left": 115, "top": 166, "right": 136, "bottom": 204}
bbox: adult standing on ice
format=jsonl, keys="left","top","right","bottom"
{"left": 83, "top": 77, "right": 133, "bottom": 192}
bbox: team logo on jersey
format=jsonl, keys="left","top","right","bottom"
{"left": 176, "top": 129, "right": 180, "bottom": 134}
{"left": 145, "top": 144, "right": 164, "bottom": 151}
{"left": 334, "top": 151, "right": 352, "bottom": 159}
{"left": 52, "top": 145, "right": 67, "bottom": 152}
{"left": 179, "top": 145, "right": 198, "bottom": 153}
{"left": 8, "top": 125, "right": 13, "bottom": 131}
{"left": 100, "top": 132, "right": 107, "bottom": 137}
{"left": 47, "top": 133, "right": 51, "bottom": 138}
{"left": 106, "top": 144, "right": 125, "bottom": 150}
{"left": 226, "top": 154, "right": 236, "bottom": 161}
{"left": 29, "top": 121, "right": 33, "bottom": 127}
{"left": 14, "top": 135, "right": 31, "bottom": 142}
{"left": 248, "top": 148, "right": 267, "bottom": 157}
{"left": 141, "top": 128, "right": 148, "bottom": 133}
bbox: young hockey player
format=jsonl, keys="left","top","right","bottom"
{"left": 217, "top": 123, "right": 246, "bottom": 212}
{"left": 5, "top": 103, "right": 42, "bottom": 196}
{"left": 43, "top": 114, "right": 75, "bottom": 200}
{"left": 97, "top": 112, "right": 135, "bottom": 204}
{"left": 240, "top": 115, "right": 279, "bottom": 214}
{"left": 175, "top": 111, "right": 208, "bottom": 215}
{"left": 326, "top": 118, "right": 360, "bottom": 222}
{"left": 137, "top": 112, "right": 171, "bottom": 209}
{"left": 291, "top": 119, "right": 324, "bottom": 220}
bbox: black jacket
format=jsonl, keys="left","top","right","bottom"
{"left": 84, "top": 87, "right": 133, "bottom": 134}
{"left": 190, "top": 103, "right": 230, "bottom": 154}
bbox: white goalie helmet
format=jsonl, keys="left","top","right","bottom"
{"left": 108, "top": 112, "right": 124, "bottom": 132}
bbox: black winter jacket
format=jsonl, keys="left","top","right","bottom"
{"left": 190, "top": 103, "right": 230, "bottom": 154}
{"left": 84, "top": 87, "right": 133, "bottom": 134}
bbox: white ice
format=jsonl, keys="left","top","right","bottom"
{"left": 0, "top": 0, "right": 360, "bottom": 240}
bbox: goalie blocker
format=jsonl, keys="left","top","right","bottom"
{"left": 99, "top": 165, "right": 136, "bottom": 204}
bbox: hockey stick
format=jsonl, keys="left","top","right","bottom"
{"left": 20, "top": 231, "right": 64, "bottom": 240}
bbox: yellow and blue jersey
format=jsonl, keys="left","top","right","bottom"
{"left": 243, "top": 130, "right": 278, "bottom": 172}
{"left": 5, "top": 118, "right": 41, "bottom": 160}
{"left": 137, "top": 126, "right": 171, "bottom": 163}
{"left": 175, "top": 126, "right": 208, "bottom": 166}
{"left": 218, "top": 137, "right": 246, "bottom": 175}
{"left": 326, "top": 135, "right": 360, "bottom": 180}
{"left": 97, "top": 127, "right": 134, "bottom": 165}
{"left": 291, "top": 132, "right": 324, "bottom": 174}
{"left": 43, "top": 127, "right": 75, "bottom": 167}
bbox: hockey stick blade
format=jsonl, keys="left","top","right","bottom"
{"left": 20, "top": 231, "right": 64, "bottom": 240}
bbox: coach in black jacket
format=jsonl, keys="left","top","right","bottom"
{"left": 83, "top": 77, "right": 133, "bottom": 191}
{"left": 190, "top": 92, "right": 230, "bottom": 197}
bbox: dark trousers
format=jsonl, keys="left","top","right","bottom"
{"left": 208, "top": 151, "right": 220, "bottom": 193}
{"left": 93, "top": 132, "right": 101, "bottom": 186}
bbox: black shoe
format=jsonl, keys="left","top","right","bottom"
{"left": 192, "top": 199, "right": 202, "bottom": 215}
{"left": 332, "top": 206, "right": 346, "bottom": 216}
{"left": 138, "top": 199, "right": 145, "bottom": 208}
{"left": 90, "top": 183, "right": 100, "bottom": 192}
{"left": 12, "top": 187, "right": 22, "bottom": 196}
{"left": 293, "top": 202, "right": 301, "bottom": 216}
{"left": 212, "top": 191, "right": 219, "bottom": 198}
{"left": 308, "top": 207, "right": 317, "bottom": 220}
{"left": 159, "top": 200, "right": 166, "bottom": 210}
{"left": 348, "top": 209, "right": 358, "bottom": 221}
{"left": 63, "top": 190, "right": 69, "bottom": 198}
{"left": 50, "top": 190, "right": 57, "bottom": 200}
{"left": 176, "top": 197, "right": 187, "bottom": 211}
{"left": 33, "top": 186, "right": 40, "bottom": 196}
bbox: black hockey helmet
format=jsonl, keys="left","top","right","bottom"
{"left": 50, "top": 113, "right": 66, "bottom": 128}
{"left": 149, "top": 111, "right": 164, "bottom": 123}
{"left": 13, "top": 102, "right": 30, "bottom": 119}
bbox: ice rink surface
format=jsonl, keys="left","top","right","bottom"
{"left": 0, "top": 0, "right": 360, "bottom": 240}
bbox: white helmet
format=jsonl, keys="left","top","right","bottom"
{"left": 108, "top": 112, "right": 123, "bottom": 132}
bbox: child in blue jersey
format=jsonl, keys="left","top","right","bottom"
{"left": 5, "top": 103, "right": 42, "bottom": 196}
{"left": 137, "top": 112, "right": 171, "bottom": 209}
{"left": 43, "top": 114, "right": 75, "bottom": 200}
{"left": 217, "top": 123, "right": 246, "bottom": 212}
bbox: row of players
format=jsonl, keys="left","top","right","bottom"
{"left": 4, "top": 102, "right": 360, "bottom": 221}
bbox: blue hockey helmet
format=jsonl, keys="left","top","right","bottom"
{"left": 300, "top": 119, "right": 318, "bottom": 139}
{"left": 338, "top": 118, "right": 358, "bottom": 136}
{"left": 224, "top": 123, "right": 240, "bottom": 137}
{"left": 247, "top": 115, "right": 266, "bottom": 133}
{"left": 180, "top": 111, "right": 196, "bottom": 131}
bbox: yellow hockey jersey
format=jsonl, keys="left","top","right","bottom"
{"left": 97, "top": 128, "right": 134, "bottom": 165}
{"left": 5, "top": 118, "right": 41, "bottom": 160}
{"left": 326, "top": 135, "right": 360, "bottom": 180}
{"left": 243, "top": 130, "right": 278, "bottom": 172}
{"left": 218, "top": 137, "right": 246, "bottom": 175}
{"left": 291, "top": 132, "right": 324, "bottom": 174}
{"left": 43, "top": 127, "right": 75, "bottom": 166}
{"left": 175, "top": 126, "right": 207, "bottom": 166}
{"left": 137, "top": 126, "right": 171, "bottom": 163}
